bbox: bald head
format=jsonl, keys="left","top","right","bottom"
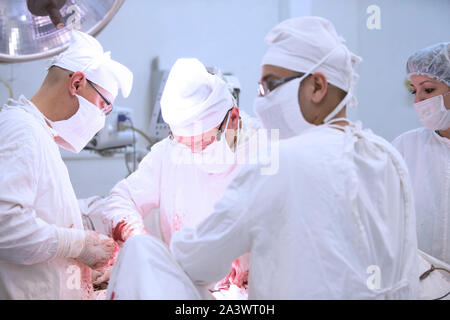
{"left": 44, "top": 66, "right": 72, "bottom": 87}
{"left": 299, "top": 73, "right": 347, "bottom": 125}
{"left": 32, "top": 65, "right": 106, "bottom": 122}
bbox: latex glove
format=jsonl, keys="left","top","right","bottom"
{"left": 92, "top": 265, "right": 113, "bottom": 290}
{"left": 77, "top": 231, "right": 118, "bottom": 270}
{"left": 231, "top": 258, "right": 249, "bottom": 288}
{"left": 92, "top": 241, "right": 120, "bottom": 289}
{"left": 112, "top": 220, "right": 148, "bottom": 244}
{"left": 217, "top": 257, "right": 249, "bottom": 289}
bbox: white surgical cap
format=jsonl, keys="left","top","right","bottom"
{"left": 406, "top": 42, "right": 450, "bottom": 87}
{"left": 50, "top": 30, "right": 133, "bottom": 98}
{"left": 161, "top": 58, "right": 234, "bottom": 136}
{"left": 261, "top": 16, "right": 362, "bottom": 102}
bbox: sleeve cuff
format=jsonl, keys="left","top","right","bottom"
{"left": 55, "top": 227, "right": 86, "bottom": 259}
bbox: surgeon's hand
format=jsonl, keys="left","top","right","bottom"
{"left": 112, "top": 220, "right": 148, "bottom": 244}
{"left": 92, "top": 240, "right": 120, "bottom": 289}
{"left": 77, "top": 231, "right": 118, "bottom": 270}
{"left": 92, "top": 265, "right": 113, "bottom": 290}
{"left": 217, "top": 258, "right": 249, "bottom": 289}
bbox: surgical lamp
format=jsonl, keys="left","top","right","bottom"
{"left": 0, "top": 0, "right": 125, "bottom": 63}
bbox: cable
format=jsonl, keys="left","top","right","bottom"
{"left": 124, "top": 154, "right": 132, "bottom": 175}
{"left": 420, "top": 265, "right": 450, "bottom": 281}
{"left": 118, "top": 116, "right": 155, "bottom": 174}
{"left": 0, "top": 75, "right": 14, "bottom": 100}
{"left": 434, "top": 290, "right": 450, "bottom": 300}
{"left": 119, "top": 125, "right": 154, "bottom": 146}
{"left": 419, "top": 264, "right": 450, "bottom": 300}
{"left": 124, "top": 117, "right": 137, "bottom": 173}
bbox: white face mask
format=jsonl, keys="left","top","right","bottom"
{"left": 415, "top": 91, "right": 450, "bottom": 131}
{"left": 253, "top": 46, "right": 359, "bottom": 138}
{"left": 253, "top": 76, "right": 314, "bottom": 139}
{"left": 170, "top": 112, "right": 237, "bottom": 174}
{"left": 194, "top": 112, "right": 237, "bottom": 174}
{"left": 49, "top": 94, "right": 106, "bottom": 153}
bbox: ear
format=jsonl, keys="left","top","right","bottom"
{"left": 310, "top": 72, "right": 328, "bottom": 104}
{"left": 68, "top": 71, "right": 87, "bottom": 96}
{"left": 228, "top": 106, "right": 240, "bottom": 129}
{"left": 444, "top": 88, "right": 450, "bottom": 110}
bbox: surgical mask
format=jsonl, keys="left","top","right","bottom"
{"left": 253, "top": 45, "right": 357, "bottom": 138}
{"left": 253, "top": 76, "right": 313, "bottom": 139}
{"left": 171, "top": 112, "right": 237, "bottom": 174}
{"left": 415, "top": 91, "right": 450, "bottom": 131}
{"left": 195, "top": 112, "right": 237, "bottom": 174}
{"left": 49, "top": 94, "right": 106, "bottom": 153}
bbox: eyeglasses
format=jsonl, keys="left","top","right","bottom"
{"left": 68, "top": 73, "right": 113, "bottom": 115}
{"left": 216, "top": 109, "right": 231, "bottom": 137}
{"left": 86, "top": 79, "right": 113, "bottom": 115}
{"left": 258, "top": 73, "right": 305, "bottom": 97}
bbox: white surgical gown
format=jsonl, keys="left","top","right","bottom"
{"left": 171, "top": 122, "right": 420, "bottom": 299}
{"left": 91, "top": 112, "right": 260, "bottom": 298}
{"left": 0, "top": 96, "right": 93, "bottom": 299}
{"left": 393, "top": 128, "right": 450, "bottom": 264}
{"left": 106, "top": 235, "right": 202, "bottom": 300}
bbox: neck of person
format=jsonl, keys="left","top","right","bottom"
{"left": 436, "top": 127, "right": 450, "bottom": 140}
{"left": 324, "top": 108, "right": 348, "bottom": 128}
{"left": 31, "top": 87, "right": 74, "bottom": 123}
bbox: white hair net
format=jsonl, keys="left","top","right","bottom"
{"left": 261, "top": 16, "right": 362, "bottom": 122}
{"left": 406, "top": 42, "right": 450, "bottom": 87}
{"left": 50, "top": 30, "right": 133, "bottom": 99}
{"left": 161, "top": 58, "right": 234, "bottom": 136}
{"left": 261, "top": 16, "right": 362, "bottom": 109}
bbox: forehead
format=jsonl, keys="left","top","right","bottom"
{"left": 409, "top": 74, "right": 440, "bottom": 86}
{"left": 261, "top": 64, "right": 299, "bottom": 79}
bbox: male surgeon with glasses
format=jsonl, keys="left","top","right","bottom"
{"left": 0, "top": 30, "right": 133, "bottom": 299}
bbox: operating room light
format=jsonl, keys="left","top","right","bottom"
{"left": 0, "top": 0, "right": 125, "bottom": 63}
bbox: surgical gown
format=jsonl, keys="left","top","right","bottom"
{"left": 92, "top": 112, "right": 260, "bottom": 298}
{"left": 0, "top": 96, "right": 94, "bottom": 299}
{"left": 393, "top": 127, "right": 450, "bottom": 264}
{"left": 171, "top": 122, "right": 420, "bottom": 299}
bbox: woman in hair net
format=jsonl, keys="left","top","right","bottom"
{"left": 393, "top": 43, "right": 450, "bottom": 267}
{"left": 90, "top": 58, "right": 261, "bottom": 299}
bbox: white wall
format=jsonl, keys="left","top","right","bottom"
{"left": 309, "top": 0, "right": 450, "bottom": 141}
{"left": 95, "top": 0, "right": 280, "bottom": 132}
{"left": 0, "top": 0, "right": 280, "bottom": 198}
{"left": 1, "top": 0, "right": 449, "bottom": 197}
